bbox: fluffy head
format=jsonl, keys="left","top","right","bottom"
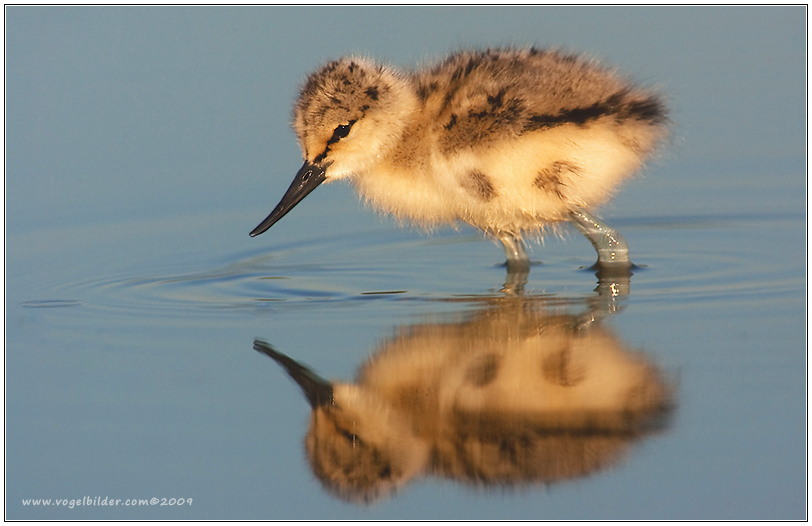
{"left": 293, "top": 57, "right": 419, "bottom": 179}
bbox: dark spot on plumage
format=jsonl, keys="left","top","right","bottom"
{"left": 487, "top": 88, "right": 506, "bottom": 108}
{"left": 465, "top": 353, "right": 500, "bottom": 387}
{"left": 460, "top": 170, "right": 496, "bottom": 202}
{"left": 605, "top": 92, "right": 624, "bottom": 107}
{"left": 359, "top": 105, "right": 370, "bottom": 112}
{"left": 535, "top": 173, "right": 565, "bottom": 199}
{"left": 625, "top": 97, "right": 668, "bottom": 124}
{"left": 450, "top": 56, "right": 477, "bottom": 81}
{"left": 524, "top": 102, "right": 610, "bottom": 131}
{"left": 524, "top": 90, "right": 666, "bottom": 132}
{"left": 534, "top": 161, "right": 580, "bottom": 199}
{"left": 450, "top": 64, "right": 464, "bottom": 81}
{"left": 542, "top": 347, "right": 586, "bottom": 387}
{"left": 566, "top": 102, "right": 611, "bottom": 125}
{"left": 347, "top": 61, "right": 357, "bottom": 73}
{"left": 464, "top": 56, "right": 478, "bottom": 76}
{"left": 329, "top": 96, "right": 341, "bottom": 105}
{"left": 440, "top": 89, "right": 456, "bottom": 114}
{"left": 437, "top": 93, "right": 526, "bottom": 153}
{"left": 416, "top": 83, "right": 430, "bottom": 102}
{"left": 502, "top": 98, "right": 523, "bottom": 121}
{"left": 498, "top": 439, "right": 520, "bottom": 464}
{"left": 364, "top": 86, "right": 379, "bottom": 101}
{"left": 305, "top": 60, "right": 339, "bottom": 89}
{"left": 338, "top": 426, "right": 357, "bottom": 444}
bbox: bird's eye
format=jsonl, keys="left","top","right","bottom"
{"left": 327, "top": 120, "right": 356, "bottom": 144}
{"left": 334, "top": 124, "right": 351, "bottom": 138}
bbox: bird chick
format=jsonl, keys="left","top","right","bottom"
{"left": 250, "top": 48, "right": 668, "bottom": 269}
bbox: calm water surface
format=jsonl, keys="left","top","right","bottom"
{"left": 5, "top": 6, "right": 806, "bottom": 520}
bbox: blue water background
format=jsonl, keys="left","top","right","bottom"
{"left": 5, "top": 6, "right": 806, "bottom": 519}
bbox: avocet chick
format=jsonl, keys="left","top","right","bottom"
{"left": 250, "top": 48, "right": 668, "bottom": 268}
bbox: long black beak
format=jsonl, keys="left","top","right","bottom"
{"left": 250, "top": 161, "right": 327, "bottom": 237}
{"left": 253, "top": 339, "right": 334, "bottom": 408}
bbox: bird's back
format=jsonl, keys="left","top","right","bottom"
{"left": 411, "top": 48, "right": 666, "bottom": 155}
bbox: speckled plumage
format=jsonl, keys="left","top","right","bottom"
{"left": 251, "top": 47, "right": 668, "bottom": 268}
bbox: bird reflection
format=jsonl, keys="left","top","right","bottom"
{"left": 254, "top": 297, "right": 673, "bottom": 504}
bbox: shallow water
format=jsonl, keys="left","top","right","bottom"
{"left": 5, "top": 6, "right": 806, "bottom": 520}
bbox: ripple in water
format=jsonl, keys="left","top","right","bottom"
{"left": 20, "top": 299, "right": 83, "bottom": 308}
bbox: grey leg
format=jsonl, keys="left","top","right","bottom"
{"left": 568, "top": 208, "right": 631, "bottom": 268}
{"left": 498, "top": 233, "right": 530, "bottom": 268}
{"left": 498, "top": 234, "right": 530, "bottom": 294}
